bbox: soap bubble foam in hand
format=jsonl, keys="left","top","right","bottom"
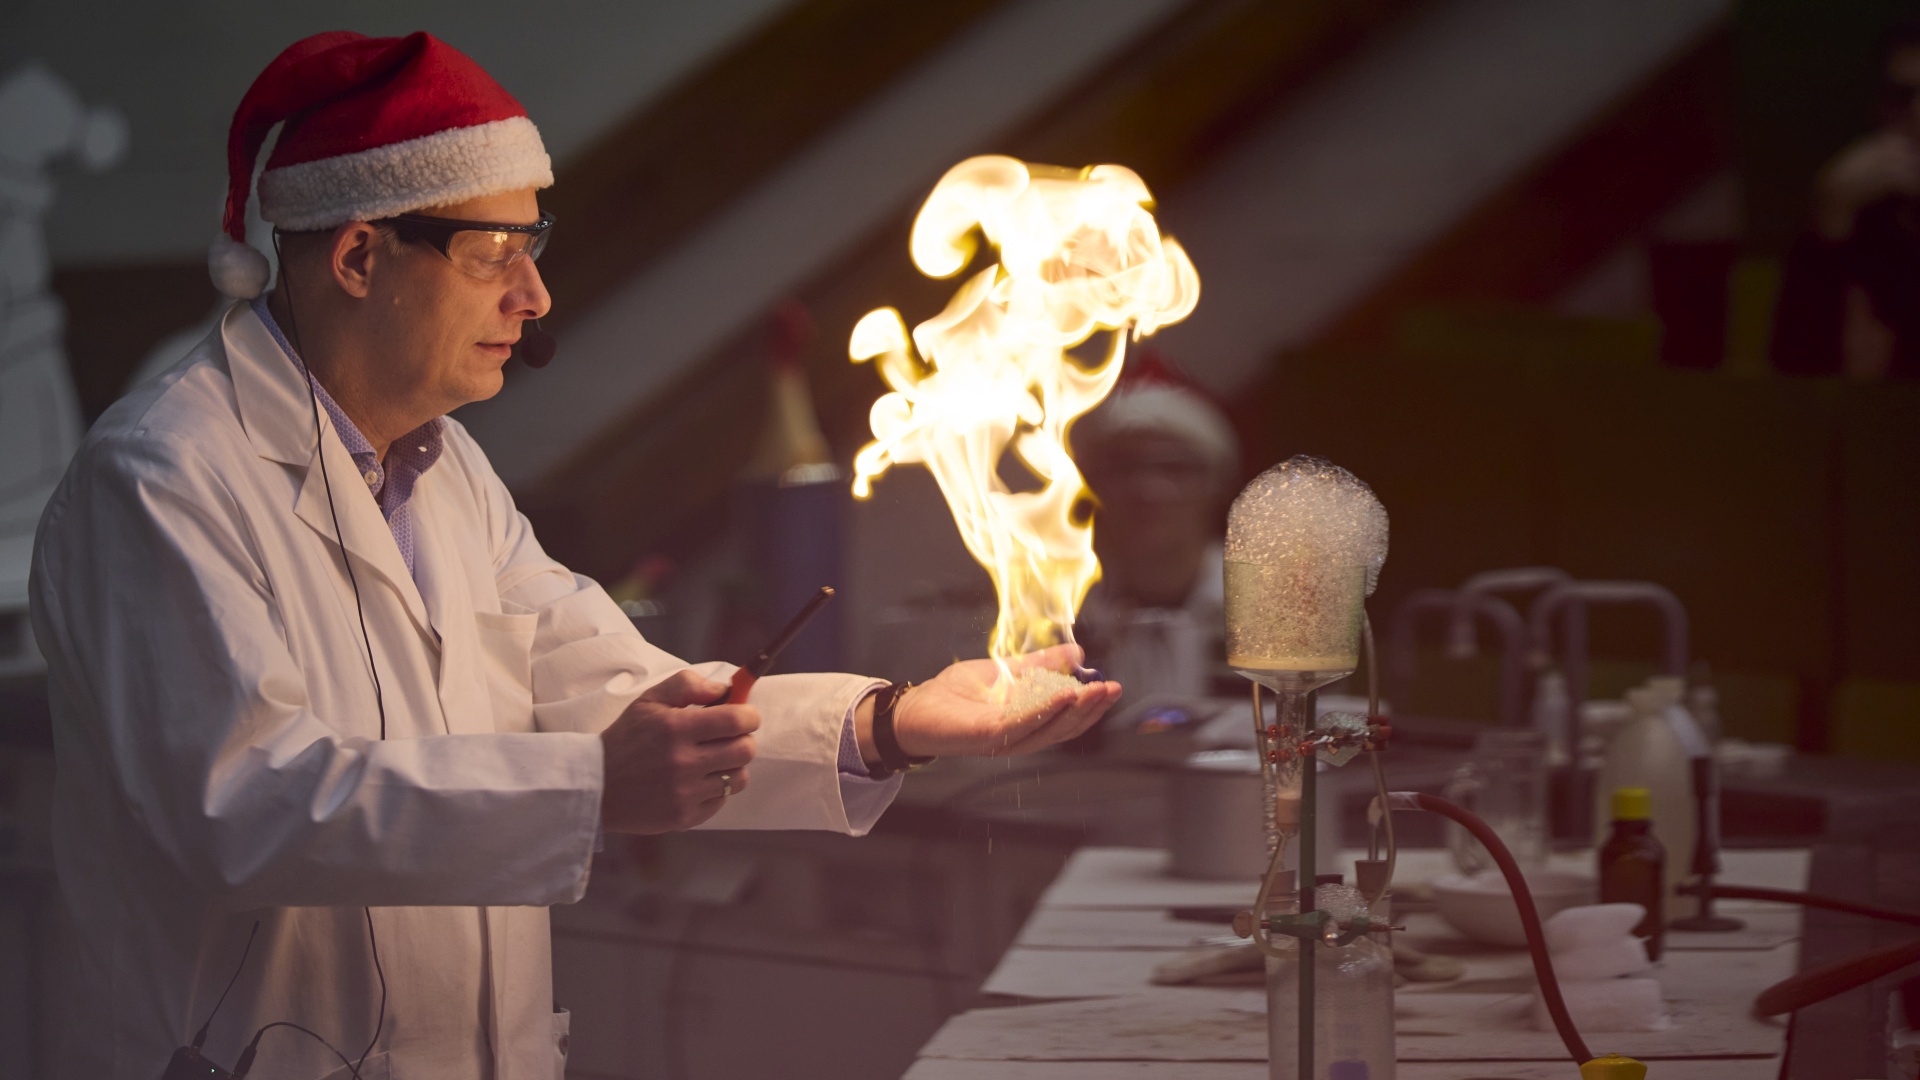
{"left": 1004, "top": 667, "right": 1083, "bottom": 716}
{"left": 1224, "top": 456, "right": 1388, "bottom": 691}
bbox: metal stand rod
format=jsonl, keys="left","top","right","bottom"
{"left": 1671, "top": 754, "right": 1743, "bottom": 932}
{"left": 1297, "top": 690, "right": 1317, "bottom": 1080}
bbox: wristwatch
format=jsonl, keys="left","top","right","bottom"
{"left": 869, "top": 681, "right": 935, "bottom": 779}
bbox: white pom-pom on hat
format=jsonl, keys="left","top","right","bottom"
{"left": 208, "top": 234, "right": 270, "bottom": 299}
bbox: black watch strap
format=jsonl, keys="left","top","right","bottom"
{"left": 870, "top": 681, "right": 934, "bottom": 779}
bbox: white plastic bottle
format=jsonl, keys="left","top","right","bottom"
{"left": 1649, "top": 676, "right": 1710, "bottom": 920}
{"left": 1531, "top": 669, "right": 1572, "bottom": 767}
{"left": 1592, "top": 684, "right": 1698, "bottom": 921}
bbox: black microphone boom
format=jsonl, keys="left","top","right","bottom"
{"left": 518, "top": 318, "right": 556, "bottom": 368}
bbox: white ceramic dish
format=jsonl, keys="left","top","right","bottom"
{"left": 1431, "top": 870, "right": 1596, "bottom": 947}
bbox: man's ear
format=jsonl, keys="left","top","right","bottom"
{"left": 328, "top": 222, "right": 384, "bottom": 299}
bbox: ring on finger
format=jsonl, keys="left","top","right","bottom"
{"left": 719, "top": 771, "right": 734, "bottom": 798}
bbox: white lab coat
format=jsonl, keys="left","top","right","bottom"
{"left": 29, "top": 302, "right": 883, "bottom": 1080}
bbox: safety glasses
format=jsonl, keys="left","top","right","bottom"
{"left": 379, "top": 210, "right": 555, "bottom": 282}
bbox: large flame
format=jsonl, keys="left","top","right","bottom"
{"left": 849, "top": 155, "right": 1199, "bottom": 670}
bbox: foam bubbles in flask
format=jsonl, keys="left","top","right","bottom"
{"left": 1223, "top": 456, "right": 1388, "bottom": 686}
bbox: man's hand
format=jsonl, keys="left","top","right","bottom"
{"left": 858, "top": 644, "right": 1122, "bottom": 761}
{"left": 600, "top": 670, "right": 758, "bottom": 834}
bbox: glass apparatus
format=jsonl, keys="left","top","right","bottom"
{"left": 1224, "top": 457, "right": 1396, "bottom": 1080}
{"left": 1225, "top": 558, "right": 1370, "bottom": 857}
{"left": 1264, "top": 882, "right": 1397, "bottom": 1080}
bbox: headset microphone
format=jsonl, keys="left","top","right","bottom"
{"left": 517, "top": 318, "right": 556, "bottom": 368}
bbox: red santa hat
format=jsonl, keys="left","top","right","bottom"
{"left": 210, "top": 30, "right": 553, "bottom": 299}
{"left": 1075, "top": 349, "right": 1241, "bottom": 486}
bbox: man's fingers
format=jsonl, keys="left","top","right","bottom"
{"left": 1010, "top": 643, "right": 1084, "bottom": 677}
{"left": 1001, "top": 699, "right": 1086, "bottom": 756}
{"left": 640, "top": 668, "right": 731, "bottom": 707}
{"left": 679, "top": 702, "right": 761, "bottom": 742}
{"left": 709, "top": 765, "right": 750, "bottom": 797}
{"left": 990, "top": 687, "right": 1082, "bottom": 751}
{"left": 680, "top": 798, "right": 728, "bottom": 831}
{"left": 602, "top": 682, "right": 765, "bottom": 835}
{"left": 1004, "top": 682, "right": 1120, "bottom": 756}
{"left": 1054, "top": 685, "right": 1120, "bottom": 742}
{"left": 689, "top": 733, "right": 756, "bottom": 776}
{"left": 681, "top": 765, "right": 750, "bottom": 827}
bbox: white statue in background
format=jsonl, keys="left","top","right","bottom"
{"left": 0, "top": 64, "right": 127, "bottom": 675}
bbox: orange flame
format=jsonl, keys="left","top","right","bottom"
{"left": 850, "top": 156, "right": 1199, "bottom": 670}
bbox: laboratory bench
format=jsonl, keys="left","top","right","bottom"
{"left": 545, "top": 741, "right": 1920, "bottom": 1079}
{"left": 888, "top": 743, "right": 1920, "bottom": 1080}
{"left": 0, "top": 724, "right": 1908, "bottom": 1077}
{"left": 904, "top": 845, "right": 1807, "bottom": 1078}
{"left": 1, "top": 699, "right": 1910, "bottom": 1079}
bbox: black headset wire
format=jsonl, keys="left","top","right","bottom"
{"left": 271, "top": 230, "right": 389, "bottom": 1076}
{"left": 274, "top": 231, "right": 390, "bottom": 742}
{"left": 354, "top": 907, "right": 386, "bottom": 1076}
{"left": 191, "top": 920, "right": 365, "bottom": 1079}
{"left": 191, "top": 919, "right": 259, "bottom": 1049}
{"left": 235, "top": 1022, "right": 361, "bottom": 1080}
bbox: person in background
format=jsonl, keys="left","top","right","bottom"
{"left": 1073, "top": 357, "right": 1240, "bottom": 705}
{"left": 1774, "top": 16, "right": 1920, "bottom": 379}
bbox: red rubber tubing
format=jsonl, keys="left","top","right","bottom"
{"left": 1755, "top": 936, "right": 1920, "bottom": 1017}
{"left": 1398, "top": 791, "right": 1593, "bottom": 1065}
{"left": 1693, "top": 883, "right": 1920, "bottom": 928}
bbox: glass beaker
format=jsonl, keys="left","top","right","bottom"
{"left": 1445, "top": 729, "right": 1550, "bottom": 874}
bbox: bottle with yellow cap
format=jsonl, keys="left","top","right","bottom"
{"left": 1598, "top": 787, "right": 1666, "bottom": 960}
{"left": 1579, "top": 1052, "right": 1647, "bottom": 1080}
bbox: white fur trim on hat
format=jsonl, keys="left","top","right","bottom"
{"left": 208, "top": 233, "right": 271, "bottom": 299}
{"left": 258, "top": 115, "right": 552, "bottom": 231}
{"left": 1077, "top": 384, "right": 1240, "bottom": 484}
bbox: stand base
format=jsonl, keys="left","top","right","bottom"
{"left": 1670, "top": 914, "right": 1746, "bottom": 932}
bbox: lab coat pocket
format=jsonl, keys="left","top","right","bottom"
{"left": 552, "top": 1006, "right": 572, "bottom": 1075}
{"left": 474, "top": 609, "right": 539, "bottom": 732}
{"left": 315, "top": 1050, "right": 390, "bottom": 1080}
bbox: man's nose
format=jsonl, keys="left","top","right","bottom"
{"left": 510, "top": 259, "right": 552, "bottom": 321}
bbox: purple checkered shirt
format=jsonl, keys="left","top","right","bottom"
{"left": 248, "top": 301, "right": 893, "bottom": 799}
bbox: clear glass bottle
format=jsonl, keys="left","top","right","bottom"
{"left": 1266, "top": 883, "right": 1395, "bottom": 1080}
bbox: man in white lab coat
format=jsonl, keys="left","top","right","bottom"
{"left": 29, "top": 31, "right": 1119, "bottom": 1080}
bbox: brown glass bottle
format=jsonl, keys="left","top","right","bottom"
{"left": 1598, "top": 787, "right": 1666, "bottom": 960}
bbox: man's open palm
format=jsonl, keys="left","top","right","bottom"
{"left": 893, "top": 644, "right": 1122, "bottom": 758}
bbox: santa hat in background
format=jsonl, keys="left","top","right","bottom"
{"left": 1075, "top": 349, "right": 1241, "bottom": 486}
{"left": 210, "top": 30, "right": 553, "bottom": 299}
